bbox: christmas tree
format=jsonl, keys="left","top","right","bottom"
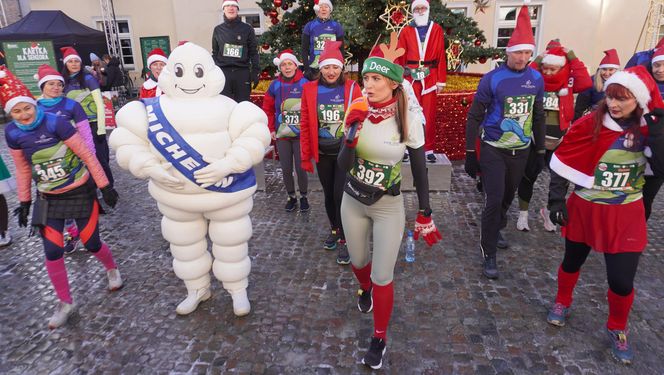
{"left": 256, "top": 0, "right": 503, "bottom": 76}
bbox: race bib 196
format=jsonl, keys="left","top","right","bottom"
{"left": 594, "top": 162, "right": 640, "bottom": 191}
{"left": 543, "top": 91, "right": 560, "bottom": 111}
{"left": 352, "top": 158, "right": 393, "bottom": 190}
{"left": 223, "top": 43, "right": 243, "bottom": 58}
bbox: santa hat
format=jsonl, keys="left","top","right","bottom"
{"left": 318, "top": 41, "right": 344, "bottom": 69}
{"left": 506, "top": 5, "right": 535, "bottom": 53}
{"left": 651, "top": 47, "right": 664, "bottom": 65}
{"left": 34, "top": 64, "right": 64, "bottom": 88}
{"left": 222, "top": 0, "right": 239, "bottom": 8}
{"left": 0, "top": 66, "right": 36, "bottom": 112}
{"left": 60, "top": 46, "right": 81, "bottom": 64}
{"left": 147, "top": 48, "right": 168, "bottom": 67}
{"left": 545, "top": 39, "right": 562, "bottom": 50}
{"left": 598, "top": 49, "right": 620, "bottom": 69}
{"left": 604, "top": 65, "right": 664, "bottom": 113}
{"left": 314, "top": 0, "right": 333, "bottom": 12}
{"left": 541, "top": 47, "right": 567, "bottom": 67}
{"left": 411, "top": 0, "right": 429, "bottom": 10}
{"left": 273, "top": 49, "right": 301, "bottom": 66}
{"left": 362, "top": 32, "right": 405, "bottom": 83}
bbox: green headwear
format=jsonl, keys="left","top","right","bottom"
{"left": 361, "top": 32, "right": 405, "bottom": 83}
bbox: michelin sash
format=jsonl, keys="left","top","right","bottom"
{"left": 143, "top": 97, "right": 256, "bottom": 193}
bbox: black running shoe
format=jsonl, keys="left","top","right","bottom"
{"left": 63, "top": 233, "right": 79, "bottom": 254}
{"left": 362, "top": 337, "right": 387, "bottom": 369}
{"left": 336, "top": 242, "right": 350, "bottom": 265}
{"left": 284, "top": 196, "right": 297, "bottom": 212}
{"left": 357, "top": 287, "right": 373, "bottom": 313}
{"left": 426, "top": 153, "right": 437, "bottom": 163}
{"left": 299, "top": 196, "right": 310, "bottom": 212}
{"left": 483, "top": 255, "right": 499, "bottom": 279}
{"left": 323, "top": 229, "right": 339, "bottom": 250}
{"left": 402, "top": 153, "right": 409, "bottom": 162}
{"left": 496, "top": 231, "right": 509, "bottom": 249}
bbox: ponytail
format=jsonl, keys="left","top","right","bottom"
{"left": 394, "top": 84, "right": 408, "bottom": 143}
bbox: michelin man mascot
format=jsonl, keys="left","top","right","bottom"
{"left": 109, "top": 42, "right": 270, "bottom": 317}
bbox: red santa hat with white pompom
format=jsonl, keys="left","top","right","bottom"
{"left": 314, "top": 0, "right": 333, "bottom": 12}
{"left": 0, "top": 66, "right": 36, "bottom": 112}
{"left": 33, "top": 64, "right": 64, "bottom": 88}
{"left": 411, "top": 0, "right": 429, "bottom": 10}
{"left": 147, "top": 48, "right": 168, "bottom": 67}
{"left": 273, "top": 49, "right": 301, "bottom": 67}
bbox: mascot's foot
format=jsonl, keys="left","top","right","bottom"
{"left": 231, "top": 289, "right": 251, "bottom": 317}
{"left": 176, "top": 287, "right": 212, "bottom": 315}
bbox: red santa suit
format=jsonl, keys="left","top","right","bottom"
{"left": 397, "top": 1, "right": 447, "bottom": 154}
{"left": 139, "top": 48, "right": 168, "bottom": 99}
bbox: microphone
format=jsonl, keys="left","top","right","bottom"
{"left": 346, "top": 122, "right": 360, "bottom": 145}
{"left": 345, "top": 98, "right": 369, "bottom": 146}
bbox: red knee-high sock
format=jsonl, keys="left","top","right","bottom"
{"left": 607, "top": 289, "right": 635, "bottom": 331}
{"left": 45, "top": 258, "right": 72, "bottom": 304}
{"left": 92, "top": 243, "right": 117, "bottom": 271}
{"left": 351, "top": 263, "right": 372, "bottom": 291}
{"left": 372, "top": 282, "right": 394, "bottom": 340}
{"left": 555, "top": 265, "right": 580, "bottom": 307}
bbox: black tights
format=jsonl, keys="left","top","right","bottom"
{"left": 561, "top": 239, "right": 640, "bottom": 296}
{"left": 0, "top": 194, "right": 7, "bottom": 234}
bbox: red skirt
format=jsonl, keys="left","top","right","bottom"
{"left": 562, "top": 192, "right": 647, "bottom": 253}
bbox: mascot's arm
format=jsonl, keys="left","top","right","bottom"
{"left": 109, "top": 101, "right": 162, "bottom": 179}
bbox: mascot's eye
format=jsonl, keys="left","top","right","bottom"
{"left": 194, "top": 64, "right": 204, "bottom": 78}
{"left": 175, "top": 63, "right": 184, "bottom": 77}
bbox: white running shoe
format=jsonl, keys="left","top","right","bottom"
{"left": 540, "top": 208, "right": 557, "bottom": 232}
{"left": 516, "top": 211, "right": 530, "bottom": 231}
{"left": 48, "top": 302, "right": 76, "bottom": 329}
{"left": 107, "top": 269, "right": 123, "bottom": 291}
{"left": 0, "top": 232, "right": 12, "bottom": 247}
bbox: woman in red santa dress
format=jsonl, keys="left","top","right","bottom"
{"left": 139, "top": 48, "right": 168, "bottom": 99}
{"left": 546, "top": 66, "right": 664, "bottom": 365}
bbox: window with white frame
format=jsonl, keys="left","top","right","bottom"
{"left": 449, "top": 7, "right": 468, "bottom": 16}
{"left": 495, "top": 5, "right": 541, "bottom": 52}
{"left": 95, "top": 19, "right": 135, "bottom": 68}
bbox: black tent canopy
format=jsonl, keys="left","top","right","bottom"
{"left": 0, "top": 10, "right": 108, "bottom": 68}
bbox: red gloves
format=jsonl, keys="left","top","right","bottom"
{"left": 301, "top": 160, "right": 314, "bottom": 173}
{"left": 414, "top": 212, "right": 442, "bottom": 246}
{"left": 344, "top": 98, "right": 369, "bottom": 148}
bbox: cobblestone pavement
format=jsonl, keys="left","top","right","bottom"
{"left": 1, "top": 129, "right": 663, "bottom": 374}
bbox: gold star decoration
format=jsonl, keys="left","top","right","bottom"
{"left": 378, "top": 1, "right": 412, "bottom": 34}
{"left": 474, "top": 0, "right": 490, "bottom": 14}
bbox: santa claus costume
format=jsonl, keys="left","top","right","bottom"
{"left": 140, "top": 48, "right": 169, "bottom": 99}
{"left": 547, "top": 66, "right": 664, "bottom": 365}
{"left": 397, "top": 0, "right": 447, "bottom": 162}
{"left": 516, "top": 40, "right": 592, "bottom": 232}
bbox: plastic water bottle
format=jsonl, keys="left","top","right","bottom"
{"left": 405, "top": 230, "right": 415, "bottom": 262}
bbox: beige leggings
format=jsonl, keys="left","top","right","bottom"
{"left": 340, "top": 192, "right": 405, "bottom": 286}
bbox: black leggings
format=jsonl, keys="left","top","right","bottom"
{"left": 517, "top": 148, "right": 553, "bottom": 210}
{"left": 316, "top": 153, "right": 345, "bottom": 237}
{"left": 643, "top": 175, "right": 664, "bottom": 220}
{"left": 42, "top": 202, "right": 103, "bottom": 261}
{"left": 0, "top": 194, "right": 7, "bottom": 234}
{"left": 561, "top": 239, "right": 641, "bottom": 296}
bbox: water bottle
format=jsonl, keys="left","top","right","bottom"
{"left": 405, "top": 230, "right": 415, "bottom": 262}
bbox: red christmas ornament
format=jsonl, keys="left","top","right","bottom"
{"left": 271, "top": 17, "right": 279, "bottom": 25}
{"left": 474, "top": 39, "right": 481, "bottom": 47}
{"left": 262, "top": 43, "right": 270, "bottom": 50}
{"left": 493, "top": 53, "right": 501, "bottom": 60}
{"left": 390, "top": 10, "right": 405, "bottom": 25}
{"left": 281, "top": 2, "right": 289, "bottom": 10}
{"left": 478, "top": 56, "right": 487, "bottom": 64}
{"left": 274, "top": 0, "right": 282, "bottom": 7}
{"left": 267, "top": 9, "right": 278, "bottom": 18}
{"left": 288, "top": 20, "right": 297, "bottom": 29}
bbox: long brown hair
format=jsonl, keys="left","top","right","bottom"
{"left": 593, "top": 83, "right": 643, "bottom": 147}
{"left": 393, "top": 84, "right": 408, "bottom": 143}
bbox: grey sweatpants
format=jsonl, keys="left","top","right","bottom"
{"left": 276, "top": 138, "right": 308, "bottom": 195}
{"left": 341, "top": 192, "right": 405, "bottom": 286}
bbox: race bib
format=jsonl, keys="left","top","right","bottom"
{"left": 314, "top": 34, "right": 336, "bottom": 52}
{"left": 503, "top": 95, "right": 534, "bottom": 118}
{"left": 276, "top": 110, "right": 301, "bottom": 138}
{"left": 594, "top": 162, "right": 640, "bottom": 191}
{"left": 33, "top": 158, "right": 69, "bottom": 183}
{"left": 223, "top": 43, "right": 243, "bottom": 58}
{"left": 543, "top": 91, "right": 560, "bottom": 111}
{"left": 411, "top": 66, "right": 430, "bottom": 81}
{"left": 352, "top": 158, "right": 393, "bottom": 190}
{"left": 318, "top": 104, "right": 344, "bottom": 138}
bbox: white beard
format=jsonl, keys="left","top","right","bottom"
{"left": 413, "top": 11, "right": 429, "bottom": 27}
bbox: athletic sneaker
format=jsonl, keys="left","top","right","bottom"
{"left": 323, "top": 229, "right": 340, "bottom": 250}
{"left": 546, "top": 302, "right": 570, "bottom": 327}
{"left": 107, "top": 268, "right": 123, "bottom": 291}
{"left": 496, "top": 231, "right": 509, "bottom": 249}
{"left": 299, "top": 196, "right": 310, "bottom": 212}
{"left": 0, "top": 232, "right": 12, "bottom": 247}
{"left": 63, "top": 232, "right": 80, "bottom": 254}
{"left": 284, "top": 196, "right": 297, "bottom": 212}
{"left": 336, "top": 242, "right": 350, "bottom": 265}
{"left": 540, "top": 208, "right": 557, "bottom": 232}
{"left": 426, "top": 153, "right": 437, "bottom": 163}
{"left": 482, "top": 255, "right": 499, "bottom": 279}
{"left": 48, "top": 302, "right": 76, "bottom": 329}
{"left": 357, "top": 287, "right": 373, "bottom": 313}
{"left": 606, "top": 328, "right": 634, "bottom": 365}
{"left": 402, "top": 153, "right": 409, "bottom": 163}
{"left": 516, "top": 211, "right": 530, "bottom": 232}
{"left": 362, "top": 337, "right": 387, "bottom": 369}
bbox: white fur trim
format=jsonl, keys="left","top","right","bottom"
{"left": 143, "top": 78, "right": 158, "bottom": 90}
{"left": 273, "top": 52, "right": 301, "bottom": 67}
{"left": 602, "top": 112, "right": 625, "bottom": 132}
{"left": 604, "top": 70, "right": 651, "bottom": 111}
{"left": 319, "top": 58, "right": 343, "bottom": 68}
{"left": 147, "top": 54, "right": 168, "bottom": 67}
{"left": 652, "top": 54, "right": 664, "bottom": 64}
{"left": 598, "top": 63, "right": 620, "bottom": 69}
{"left": 38, "top": 74, "right": 64, "bottom": 88}
{"left": 542, "top": 54, "right": 566, "bottom": 66}
{"left": 0, "top": 70, "right": 6, "bottom": 79}
{"left": 5, "top": 96, "right": 36, "bottom": 112}
{"left": 62, "top": 54, "right": 81, "bottom": 64}
{"left": 314, "top": 0, "right": 333, "bottom": 12}
{"left": 549, "top": 153, "right": 595, "bottom": 189}
{"left": 222, "top": 0, "right": 239, "bottom": 8}
{"left": 411, "top": 0, "right": 429, "bottom": 10}
{"left": 558, "top": 88, "right": 569, "bottom": 96}
{"left": 506, "top": 43, "right": 535, "bottom": 53}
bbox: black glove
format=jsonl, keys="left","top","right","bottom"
{"left": 13, "top": 201, "right": 30, "bottom": 228}
{"left": 464, "top": 151, "right": 479, "bottom": 179}
{"left": 101, "top": 186, "right": 119, "bottom": 208}
{"left": 549, "top": 200, "right": 568, "bottom": 226}
{"left": 644, "top": 108, "right": 664, "bottom": 136}
{"left": 535, "top": 151, "right": 547, "bottom": 174}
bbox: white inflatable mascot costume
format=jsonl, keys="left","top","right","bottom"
{"left": 109, "top": 42, "right": 270, "bottom": 316}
